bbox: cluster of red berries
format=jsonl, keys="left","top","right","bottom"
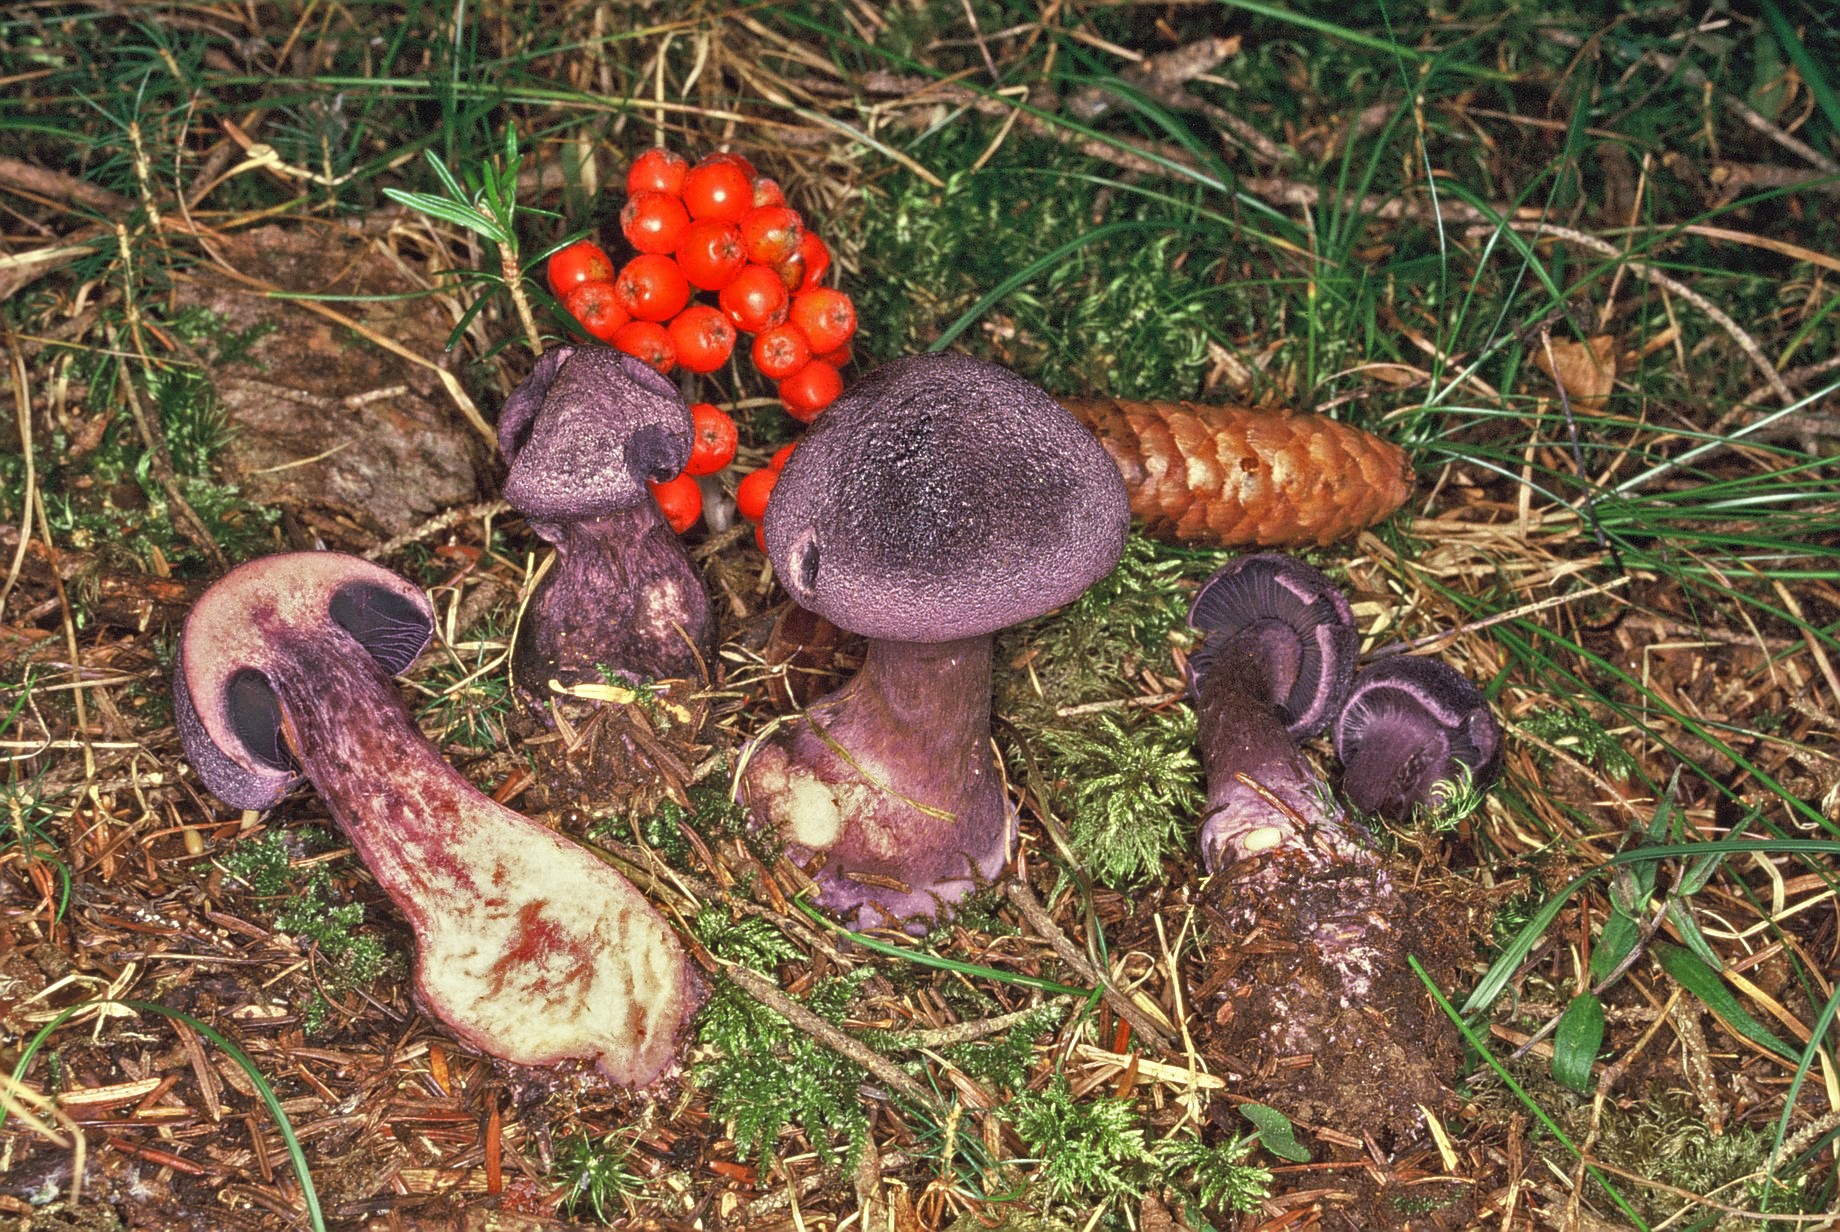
{"left": 646, "top": 401, "right": 739, "bottom": 535}
{"left": 545, "top": 147, "right": 857, "bottom": 424}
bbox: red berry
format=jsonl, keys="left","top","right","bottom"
{"left": 768, "top": 442, "right": 796, "bottom": 470}
{"left": 546, "top": 240, "right": 614, "bottom": 301}
{"left": 561, "top": 280, "right": 629, "bottom": 343}
{"left": 627, "top": 148, "right": 688, "bottom": 197}
{"left": 795, "top": 231, "right": 831, "bottom": 290}
{"left": 751, "top": 177, "right": 786, "bottom": 208}
{"left": 682, "top": 160, "right": 752, "bottom": 223}
{"left": 790, "top": 288, "right": 856, "bottom": 354}
{"left": 719, "top": 264, "right": 791, "bottom": 333}
{"left": 685, "top": 403, "right": 738, "bottom": 476}
{"left": 735, "top": 466, "right": 780, "bottom": 522}
{"left": 700, "top": 150, "right": 758, "bottom": 180}
{"left": 675, "top": 218, "right": 747, "bottom": 291}
{"left": 779, "top": 360, "right": 843, "bottom": 422}
{"left": 650, "top": 473, "right": 703, "bottom": 534}
{"left": 771, "top": 251, "right": 806, "bottom": 291}
{"left": 614, "top": 253, "right": 691, "bottom": 322}
{"left": 621, "top": 191, "right": 690, "bottom": 255}
{"left": 610, "top": 320, "right": 675, "bottom": 373}
{"left": 815, "top": 341, "right": 853, "bottom": 369}
{"left": 754, "top": 522, "right": 768, "bottom": 553}
{"left": 668, "top": 305, "right": 736, "bottom": 375}
{"left": 738, "top": 206, "right": 804, "bottom": 266}
{"left": 750, "top": 323, "right": 812, "bottom": 380}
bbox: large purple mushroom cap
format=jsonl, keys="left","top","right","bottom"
{"left": 762, "top": 352, "right": 1130, "bottom": 642}
{"left": 499, "top": 344, "right": 692, "bottom": 522}
{"left": 173, "top": 553, "right": 434, "bottom": 810}
{"left": 1185, "top": 553, "right": 1358, "bottom": 737}
{"left": 1335, "top": 655, "right": 1503, "bottom": 821}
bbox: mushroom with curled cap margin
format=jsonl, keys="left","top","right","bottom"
{"left": 172, "top": 551, "right": 699, "bottom": 1086}
{"left": 1334, "top": 655, "right": 1503, "bottom": 822}
{"left": 1185, "top": 552, "right": 1363, "bottom": 873}
{"left": 742, "top": 352, "right": 1130, "bottom": 929}
{"left": 499, "top": 344, "right": 711, "bottom": 708}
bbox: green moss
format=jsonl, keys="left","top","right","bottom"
{"left": 217, "top": 829, "right": 400, "bottom": 1029}
{"left": 854, "top": 142, "right": 1218, "bottom": 400}
{"left": 694, "top": 967, "right": 874, "bottom": 1171}
{"left": 1008, "top": 1073, "right": 1153, "bottom": 1204}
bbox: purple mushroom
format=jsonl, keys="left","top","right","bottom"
{"left": 1185, "top": 553, "right": 1362, "bottom": 873}
{"left": 742, "top": 353, "right": 1129, "bottom": 928}
{"left": 173, "top": 551, "right": 699, "bottom": 1085}
{"left": 1334, "top": 655, "right": 1503, "bottom": 821}
{"left": 499, "top": 344, "right": 710, "bottom": 708}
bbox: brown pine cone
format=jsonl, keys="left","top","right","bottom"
{"left": 1061, "top": 397, "right": 1415, "bottom": 547}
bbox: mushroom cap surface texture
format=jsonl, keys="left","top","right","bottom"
{"left": 499, "top": 344, "right": 693, "bottom": 522}
{"left": 173, "top": 552, "right": 434, "bottom": 810}
{"left": 1334, "top": 655, "right": 1503, "bottom": 820}
{"left": 762, "top": 352, "right": 1130, "bottom": 643}
{"left": 1185, "top": 552, "right": 1358, "bottom": 738}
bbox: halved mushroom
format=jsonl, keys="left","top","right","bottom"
{"left": 173, "top": 551, "right": 698, "bottom": 1085}
{"left": 742, "top": 353, "right": 1130, "bottom": 928}
{"left": 1334, "top": 655, "right": 1502, "bottom": 821}
{"left": 499, "top": 344, "right": 710, "bottom": 708}
{"left": 1185, "top": 553, "right": 1362, "bottom": 872}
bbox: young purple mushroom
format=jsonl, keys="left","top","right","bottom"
{"left": 173, "top": 551, "right": 698, "bottom": 1086}
{"left": 1334, "top": 655, "right": 1503, "bottom": 821}
{"left": 743, "top": 353, "right": 1129, "bottom": 928}
{"left": 499, "top": 344, "right": 710, "bottom": 708}
{"left": 1185, "top": 553, "right": 1362, "bottom": 873}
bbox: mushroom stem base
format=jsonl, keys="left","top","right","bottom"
{"left": 1196, "top": 670, "right": 1365, "bottom": 875}
{"left": 276, "top": 636, "right": 699, "bottom": 1085}
{"left": 741, "top": 632, "right": 1012, "bottom": 930}
{"left": 512, "top": 505, "right": 709, "bottom": 710}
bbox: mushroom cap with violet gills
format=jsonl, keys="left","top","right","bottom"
{"left": 174, "top": 551, "right": 698, "bottom": 1085}
{"left": 1185, "top": 552, "right": 1359, "bottom": 737}
{"left": 497, "top": 343, "right": 710, "bottom": 696}
{"left": 1184, "top": 553, "right": 1361, "bottom": 873}
{"left": 762, "top": 351, "right": 1130, "bottom": 641}
{"left": 1334, "top": 655, "right": 1503, "bottom": 822}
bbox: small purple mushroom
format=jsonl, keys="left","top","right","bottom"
{"left": 1334, "top": 655, "right": 1503, "bottom": 821}
{"left": 1186, "top": 553, "right": 1362, "bottom": 873}
{"left": 499, "top": 344, "right": 710, "bottom": 708}
{"left": 173, "top": 551, "right": 698, "bottom": 1086}
{"left": 742, "top": 353, "right": 1129, "bottom": 928}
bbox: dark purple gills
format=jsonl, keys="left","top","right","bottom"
{"left": 1185, "top": 553, "right": 1362, "bottom": 873}
{"left": 746, "top": 353, "right": 1129, "bottom": 929}
{"left": 174, "top": 552, "right": 699, "bottom": 1085}
{"left": 1335, "top": 655, "right": 1503, "bottom": 821}
{"left": 499, "top": 345, "right": 710, "bottom": 708}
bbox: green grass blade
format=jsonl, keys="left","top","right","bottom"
{"left": 3, "top": 999, "right": 324, "bottom": 1231}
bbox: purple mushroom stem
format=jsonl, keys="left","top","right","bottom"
{"left": 1185, "top": 553, "right": 1365, "bottom": 874}
{"left": 1334, "top": 655, "right": 1503, "bottom": 822}
{"left": 513, "top": 501, "right": 705, "bottom": 696}
{"left": 1194, "top": 636, "right": 1349, "bottom": 870}
{"left": 746, "top": 634, "right": 1004, "bottom": 925}
{"left": 742, "top": 353, "right": 1129, "bottom": 930}
{"left": 499, "top": 344, "right": 711, "bottom": 709}
{"left": 174, "top": 551, "right": 699, "bottom": 1086}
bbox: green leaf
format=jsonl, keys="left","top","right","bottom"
{"left": 380, "top": 188, "right": 505, "bottom": 241}
{"left": 1239, "top": 1103, "right": 1310, "bottom": 1163}
{"left": 1652, "top": 942, "right": 1797, "bottom": 1062}
{"left": 1590, "top": 908, "right": 1641, "bottom": 983}
{"left": 1552, "top": 993, "right": 1605, "bottom": 1093}
{"left": 1666, "top": 899, "right": 1724, "bottom": 973}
